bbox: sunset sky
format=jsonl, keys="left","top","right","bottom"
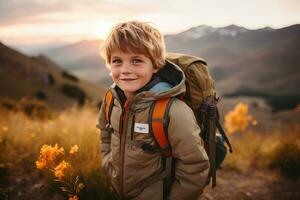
{"left": 0, "top": 0, "right": 299, "bottom": 53}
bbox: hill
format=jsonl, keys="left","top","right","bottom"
{"left": 0, "top": 42, "right": 106, "bottom": 111}
{"left": 42, "top": 40, "right": 111, "bottom": 85}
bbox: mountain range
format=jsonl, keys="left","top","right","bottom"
{"left": 1, "top": 24, "right": 299, "bottom": 112}
{"left": 41, "top": 24, "right": 300, "bottom": 97}
{"left": 165, "top": 24, "right": 300, "bottom": 96}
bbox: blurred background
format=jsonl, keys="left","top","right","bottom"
{"left": 0, "top": 0, "right": 299, "bottom": 199}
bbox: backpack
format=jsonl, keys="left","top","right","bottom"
{"left": 103, "top": 52, "right": 232, "bottom": 189}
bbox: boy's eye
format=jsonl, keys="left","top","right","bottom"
{"left": 132, "top": 59, "right": 143, "bottom": 64}
{"left": 111, "top": 59, "right": 122, "bottom": 64}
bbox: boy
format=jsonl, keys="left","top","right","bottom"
{"left": 98, "top": 21, "right": 209, "bottom": 200}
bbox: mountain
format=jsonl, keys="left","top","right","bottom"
{"left": 165, "top": 24, "right": 300, "bottom": 96}
{"left": 42, "top": 39, "right": 110, "bottom": 85}
{"left": 43, "top": 40, "right": 103, "bottom": 66}
{"left": 0, "top": 42, "right": 106, "bottom": 111}
{"left": 40, "top": 24, "right": 300, "bottom": 109}
{"left": 170, "top": 25, "right": 248, "bottom": 40}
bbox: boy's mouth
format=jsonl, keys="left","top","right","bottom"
{"left": 120, "top": 78, "right": 137, "bottom": 81}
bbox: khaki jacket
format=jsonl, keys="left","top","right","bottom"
{"left": 97, "top": 60, "right": 210, "bottom": 200}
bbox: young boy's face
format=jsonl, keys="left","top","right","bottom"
{"left": 109, "top": 49, "right": 158, "bottom": 99}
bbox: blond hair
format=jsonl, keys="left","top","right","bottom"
{"left": 100, "top": 21, "right": 166, "bottom": 69}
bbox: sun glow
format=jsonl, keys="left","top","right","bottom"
{"left": 92, "top": 21, "right": 115, "bottom": 40}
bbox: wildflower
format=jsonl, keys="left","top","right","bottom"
{"left": 225, "top": 103, "right": 254, "bottom": 134}
{"left": 69, "top": 145, "right": 79, "bottom": 155}
{"left": 36, "top": 159, "right": 47, "bottom": 170}
{"left": 54, "top": 160, "right": 70, "bottom": 180}
{"left": 69, "top": 195, "right": 78, "bottom": 200}
{"left": 2, "top": 126, "right": 9, "bottom": 133}
{"left": 252, "top": 120, "right": 258, "bottom": 126}
{"left": 36, "top": 144, "right": 64, "bottom": 169}
{"left": 40, "top": 144, "right": 64, "bottom": 162}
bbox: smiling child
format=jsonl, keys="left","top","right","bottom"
{"left": 97, "top": 21, "right": 209, "bottom": 200}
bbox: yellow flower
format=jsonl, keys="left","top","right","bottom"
{"left": 224, "top": 103, "right": 255, "bottom": 134}
{"left": 69, "top": 145, "right": 79, "bottom": 155}
{"left": 40, "top": 144, "right": 64, "bottom": 162}
{"left": 36, "top": 159, "right": 47, "bottom": 170}
{"left": 36, "top": 144, "right": 64, "bottom": 169}
{"left": 69, "top": 195, "right": 78, "bottom": 200}
{"left": 54, "top": 160, "right": 70, "bottom": 180}
{"left": 2, "top": 126, "right": 9, "bottom": 133}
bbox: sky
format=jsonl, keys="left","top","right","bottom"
{"left": 0, "top": 0, "right": 299, "bottom": 53}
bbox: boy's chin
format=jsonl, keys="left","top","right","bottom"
{"left": 118, "top": 84, "right": 142, "bottom": 93}
{"left": 122, "top": 88, "right": 139, "bottom": 93}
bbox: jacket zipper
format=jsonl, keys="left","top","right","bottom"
{"left": 119, "top": 101, "right": 131, "bottom": 198}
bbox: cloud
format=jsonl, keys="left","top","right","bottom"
{"left": 0, "top": 0, "right": 69, "bottom": 25}
{"left": 1, "top": 0, "right": 299, "bottom": 48}
{"left": 0, "top": 0, "right": 160, "bottom": 25}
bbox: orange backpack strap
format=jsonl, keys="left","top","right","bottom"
{"left": 104, "top": 89, "right": 114, "bottom": 125}
{"left": 149, "top": 97, "right": 175, "bottom": 157}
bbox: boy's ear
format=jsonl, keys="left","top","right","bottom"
{"left": 153, "top": 68, "right": 159, "bottom": 73}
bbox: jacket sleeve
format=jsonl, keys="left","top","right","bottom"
{"left": 97, "top": 97, "right": 113, "bottom": 178}
{"left": 167, "top": 99, "right": 210, "bottom": 200}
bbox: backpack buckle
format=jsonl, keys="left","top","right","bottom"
{"left": 198, "top": 101, "right": 208, "bottom": 113}
{"left": 208, "top": 104, "right": 217, "bottom": 119}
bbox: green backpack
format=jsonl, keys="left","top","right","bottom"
{"left": 165, "top": 52, "right": 233, "bottom": 187}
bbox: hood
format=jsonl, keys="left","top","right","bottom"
{"left": 110, "top": 60, "right": 186, "bottom": 110}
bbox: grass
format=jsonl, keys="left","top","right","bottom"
{"left": 223, "top": 125, "right": 300, "bottom": 180}
{"left": 0, "top": 103, "right": 299, "bottom": 199}
{"left": 0, "top": 105, "right": 113, "bottom": 199}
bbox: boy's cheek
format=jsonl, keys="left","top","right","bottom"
{"left": 110, "top": 69, "right": 118, "bottom": 79}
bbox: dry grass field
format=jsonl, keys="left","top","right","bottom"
{"left": 0, "top": 101, "right": 299, "bottom": 200}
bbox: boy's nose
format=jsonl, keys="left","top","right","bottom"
{"left": 121, "top": 62, "right": 132, "bottom": 74}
